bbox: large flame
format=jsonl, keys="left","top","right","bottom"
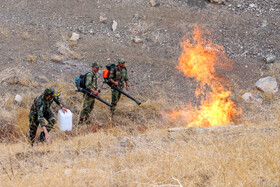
{"left": 172, "top": 27, "right": 240, "bottom": 127}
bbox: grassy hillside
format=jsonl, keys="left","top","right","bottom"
{"left": 0, "top": 123, "right": 279, "bottom": 186}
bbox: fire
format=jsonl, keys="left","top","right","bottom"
{"left": 172, "top": 27, "right": 240, "bottom": 127}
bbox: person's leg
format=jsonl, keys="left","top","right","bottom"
{"left": 28, "top": 113, "right": 39, "bottom": 145}
{"left": 79, "top": 94, "right": 95, "bottom": 125}
{"left": 110, "top": 89, "right": 120, "bottom": 115}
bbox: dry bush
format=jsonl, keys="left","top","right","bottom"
{"left": 50, "top": 55, "right": 64, "bottom": 62}
{"left": 55, "top": 42, "right": 83, "bottom": 61}
{"left": 68, "top": 39, "right": 76, "bottom": 47}
{"left": 41, "top": 54, "right": 49, "bottom": 62}
{"left": 0, "top": 27, "right": 9, "bottom": 38}
{"left": 27, "top": 55, "right": 37, "bottom": 62}
{"left": 0, "top": 120, "right": 20, "bottom": 142}
{"left": 15, "top": 108, "right": 30, "bottom": 135}
{"left": 22, "top": 32, "right": 29, "bottom": 40}
{"left": 0, "top": 67, "right": 38, "bottom": 87}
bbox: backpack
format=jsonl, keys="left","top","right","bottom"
{"left": 103, "top": 64, "right": 116, "bottom": 80}
{"left": 75, "top": 72, "right": 93, "bottom": 89}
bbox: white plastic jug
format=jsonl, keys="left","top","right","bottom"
{"left": 58, "top": 109, "right": 72, "bottom": 131}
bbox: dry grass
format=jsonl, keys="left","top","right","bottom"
{"left": 0, "top": 67, "right": 38, "bottom": 87}
{"left": 27, "top": 55, "right": 37, "bottom": 62}
{"left": 41, "top": 54, "right": 49, "bottom": 62}
{"left": 0, "top": 72, "right": 280, "bottom": 186}
{"left": 22, "top": 32, "right": 29, "bottom": 40}
{"left": 0, "top": 27, "right": 9, "bottom": 38}
{"left": 55, "top": 42, "right": 83, "bottom": 61}
{"left": 0, "top": 124, "right": 279, "bottom": 186}
{"left": 50, "top": 55, "right": 64, "bottom": 62}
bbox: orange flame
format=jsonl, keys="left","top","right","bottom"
{"left": 173, "top": 27, "right": 240, "bottom": 127}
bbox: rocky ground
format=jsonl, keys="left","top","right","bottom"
{"left": 0, "top": 0, "right": 279, "bottom": 119}
{"left": 0, "top": 1, "right": 280, "bottom": 186}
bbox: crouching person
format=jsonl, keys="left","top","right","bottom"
{"left": 28, "top": 87, "right": 67, "bottom": 145}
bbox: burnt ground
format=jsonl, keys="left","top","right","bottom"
{"left": 0, "top": 0, "right": 279, "bottom": 117}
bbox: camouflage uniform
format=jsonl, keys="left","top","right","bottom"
{"left": 109, "top": 59, "right": 128, "bottom": 113}
{"left": 28, "top": 87, "right": 62, "bottom": 144}
{"left": 79, "top": 71, "right": 98, "bottom": 124}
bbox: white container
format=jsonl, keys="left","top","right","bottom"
{"left": 58, "top": 109, "right": 72, "bottom": 131}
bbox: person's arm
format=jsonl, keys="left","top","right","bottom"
{"left": 42, "top": 126, "right": 50, "bottom": 142}
{"left": 109, "top": 68, "right": 119, "bottom": 86}
{"left": 125, "top": 81, "right": 130, "bottom": 91}
{"left": 54, "top": 97, "right": 67, "bottom": 113}
{"left": 86, "top": 73, "right": 100, "bottom": 96}
{"left": 124, "top": 69, "right": 129, "bottom": 91}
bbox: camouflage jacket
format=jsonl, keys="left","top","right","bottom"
{"left": 109, "top": 66, "right": 128, "bottom": 86}
{"left": 30, "top": 94, "right": 61, "bottom": 127}
{"left": 85, "top": 71, "right": 97, "bottom": 90}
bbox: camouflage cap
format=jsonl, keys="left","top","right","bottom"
{"left": 92, "top": 62, "right": 102, "bottom": 68}
{"left": 118, "top": 58, "right": 125, "bottom": 63}
{"left": 44, "top": 87, "right": 60, "bottom": 97}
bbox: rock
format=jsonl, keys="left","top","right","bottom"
{"left": 261, "top": 19, "right": 268, "bottom": 27}
{"left": 242, "top": 92, "right": 263, "bottom": 104}
{"left": 112, "top": 20, "right": 117, "bottom": 32}
{"left": 133, "top": 37, "right": 143, "bottom": 43}
{"left": 133, "top": 14, "right": 141, "bottom": 21}
{"left": 78, "top": 26, "right": 87, "bottom": 34}
{"left": 89, "top": 29, "right": 96, "bottom": 34}
{"left": 70, "top": 32, "right": 80, "bottom": 41}
{"left": 249, "top": 3, "right": 256, "bottom": 8}
{"left": 99, "top": 16, "right": 107, "bottom": 23}
{"left": 14, "top": 94, "right": 22, "bottom": 104}
{"left": 115, "top": 33, "right": 120, "bottom": 38}
{"left": 265, "top": 54, "right": 276, "bottom": 63}
{"left": 255, "top": 76, "right": 278, "bottom": 93}
{"left": 150, "top": 0, "right": 160, "bottom": 7}
{"left": 209, "top": 0, "right": 225, "bottom": 4}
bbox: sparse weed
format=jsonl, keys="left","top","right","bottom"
{"left": 0, "top": 27, "right": 9, "bottom": 38}
{"left": 55, "top": 42, "right": 83, "bottom": 60}
{"left": 22, "top": 32, "right": 29, "bottom": 40}
{"left": 27, "top": 55, "right": 37, "bottom": 62}
{"left": 51, "top": 55, "right": 64, "bottom": 62}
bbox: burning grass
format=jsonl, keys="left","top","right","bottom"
{"left": 170, "top": 27, "right": 241, "bottom": 127}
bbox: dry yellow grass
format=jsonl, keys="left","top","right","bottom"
{"left": 0, "top": 67, "right": 38, "bottom": 88}
{"left": 55, "top": 42, "right": 83, "bottom": 61}
{"left": 22, "top": 32, "right": 29, "bottom": 40}
{"left": 51, "top": 55, "right": 64, "bottom": 62}
{"left": 27, "top": 55, "right": 37, "bottom": 62}
{"left": 0, "top": 27, "right": 9, "bottom": 38}
{"left": 0, "top": 72, "right": 280, "bottom": 186}
{"left": 0, "top": 124, "right": 279, "bottom": 186}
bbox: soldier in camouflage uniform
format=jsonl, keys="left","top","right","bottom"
{"left": 79, "top": 62, "right": 102, "bottom": 124}
{"left": 28, "top": 87, "right": 67, "bottom": 145}
{"left": 108, "top": 58, "right": 130, "bottom": 115}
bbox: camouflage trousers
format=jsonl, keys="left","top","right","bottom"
{"left": 28, "top": 109, "right": 56, "bottom": 144}
{"left": 110, "top": 86, "right": 123, "bottom": 114}
{"left": 79, "top": 94, "right": 95, "bottom": 125}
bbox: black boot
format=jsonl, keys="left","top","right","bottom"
{"left": 38, "top": 132, "right": 45, "bottom": 142}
